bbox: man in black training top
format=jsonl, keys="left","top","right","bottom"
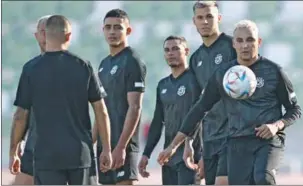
{"left": 183, "top": 1, "right": 237, "bottom": 185}
{"left": 9, "top": 15, "right": 112, "bottom": 185}
{"left": 9, "top": 15, "right": 51, "bottom": 185}
{"left": 138, "top": 36, "right": 202, "bottom": 185}
{"left": 96, "top": 9, "right": 146, "bottom": 185}
{"left": 158, "top": 19, "right": 301, "bottom": 185}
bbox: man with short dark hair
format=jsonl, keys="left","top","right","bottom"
{"left": 96, "top": 9, "right": 146, "bottom": 185}
{"left": 9, "top": 15, "right": 112, "bottom": 185}
{"left": 157, "top": 19, "right": 301, "bottom": 185}
{"left": 138, "top": 36, "right": 202, "bottom": 185}
{"left": 182, "top": 1, "right": 236, "bottom": 185}
{"left": 10, "top": 15, "right": 51, "bottom": 186}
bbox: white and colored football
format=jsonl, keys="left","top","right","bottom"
{"left": 223, "top": 65, "right": 257, "bottom": 100}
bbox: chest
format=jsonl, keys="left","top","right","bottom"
{"left": 192, "top": 48, "right": 233, "bottom": 87}
{"left": 98, "top": 59, "right": 128, "bottom": 91}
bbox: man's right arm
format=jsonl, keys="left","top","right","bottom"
{"left": 87, "top": 63, "right": 111, "bottom": 151}
{"left": 143, "top": 87, "right": 164, "bottom": 159}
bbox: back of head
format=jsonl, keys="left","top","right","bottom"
{"left": 45, "top": 15, "right": 71, "bottom": 44}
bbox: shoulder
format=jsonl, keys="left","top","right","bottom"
{"left": 64, "top": 51, "right": 92, "bottom": 67}
{"left": 259, "top": 56, "right": 282, "bottom": 70}
{"left": 158, "top": 75, "right": 170, "bottom": 88}
{"left": 190, "top": 45, "right": 203, "bottom": 60}
{"left": 22, "top": 54, "right": 42, "bottom": 73}
{"left": 126, "top": 47, "right": 147, "bottom": 74}
{"left": 221, "top": 33, "right": 233, "bottom": 43}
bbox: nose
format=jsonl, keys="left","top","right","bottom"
{"left": 202, "top": 19, "right": 208, "bottom": 24}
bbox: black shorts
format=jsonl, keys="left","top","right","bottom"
{"left": 227, "top": 136, "right": 284, "bottom": 185}
{"left": 162, "top": 162, "right": 196, "bottom": 185}
{"left": 34, "top": 168, "right": 97, "bottom": 185}
{"left": 20, "top": 150, "right": 34, "bottom": 176}
{"left": 203, "top": 138, "right": 228, "bottom": 185}
{"left": 97, "top": 152, "right": 139, "bottom": 184}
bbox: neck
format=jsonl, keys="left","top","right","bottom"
{"left": 45, "top": 42, "right": 68, "bottom": 52}
{"left": 110, "top": 42, "right": 128, "bottom": 56}
{"left": 202, "top": 31, "right": 221, "bottom": 47}
{"left": 171, "top": 65, "right": 187, "bottom": 78}
{"left": 237, "top": 55, "right": 259, "bottom": 67}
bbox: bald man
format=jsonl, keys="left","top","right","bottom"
{"left": 10, "top": 15, "right": 112, "bottom": 185}
{"left": 10, "top": 15, "right": 51, "bottom": 185}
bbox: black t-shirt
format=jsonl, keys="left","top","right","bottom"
{"left": 143, "top": 69, "right": 202, "bottom": 166}
{"left": 180, "top": 57, "right": 301, "bottom": 140}
{"left": 97, "top": 47, "right": 146, "bottom": 153}
{"left": 190, "top": 33, "right": 237, "bottom": 141}
{"left": 14, "top": 50, "right": 106, "bottom": 170}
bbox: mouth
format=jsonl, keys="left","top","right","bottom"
{"left": 108, "top": 37, "right": 117, "bottom": 41}
{"left": 241, "top": 51, "right": 250, "bottom": 54}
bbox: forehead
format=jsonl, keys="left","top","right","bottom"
{"left": 234, "top": 27, "right": 258, "bottom": 39}
{"left": 164, "top": 39, "right": 184, "bottom": 48}
{"left": 194, "top": 6, "right": 218, "bottom": 16}
{"left": 104, "top": 17, "right": 127, "bottom": 26}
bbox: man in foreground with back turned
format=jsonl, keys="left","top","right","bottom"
{"left": 138, "top": 36, "right": 202, "bottom": 185}
{"left": 157, "top": 19, "right": 301, "bottom": 185}
{"left": 9, "top": 15, "right": 112, "bottom": 185}
{"left": 10, "top": 15, "right": 51, "bottom": 185}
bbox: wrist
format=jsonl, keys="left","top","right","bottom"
{"left": 273, "top": 120, "right": 285, "bottom": 130}
{"left": 116, "top": 144, "right": 127, "bottom": 150}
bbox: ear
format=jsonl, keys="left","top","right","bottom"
{"left": 192, "top": 16, "right": 195, "bottom": 25}
{"left": 185, "top": 47, "right": 190, "bottom": 56}
{"left": 34, "top": 32, "right": 38, "bottom": 40}
{"left": 232, "top": 38, "right": 236, "bottom": 49}
{"left": 258, "top": 38, "right": 262, "bottom": 47}
{"left": 65, "top": 32, "right": 72, "bottom": 42}
{"left": 126, "top": 27, "right": 132, "bottom": 36}
{"left": 218, "top": 14, "right": 222, "bottom": 23}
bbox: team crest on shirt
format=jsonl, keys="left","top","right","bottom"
{"left": 110, "top": 65, "right": 118, "bottom": 75}
{"left": 214, "top": 54, "right": 223, "bottom": 64}
{"left": 256, "top": 77, "right": 265, "bottom": 88}
{"left": 197, "top": 61, "right": 203, "bottom": 67}
{"left": 177, "top": 85, "right": 186, "bottom": 96}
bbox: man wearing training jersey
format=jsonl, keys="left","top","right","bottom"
{"left": 138, "top": 36, "right": 202, "bottom": 185}
{"left": 96, "top": 9, "right": 146, "bottom": 185}
{"left": 183, "top": 1, "right": 236, "bottom": 185}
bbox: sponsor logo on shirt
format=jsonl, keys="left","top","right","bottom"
{"left": 117, "top": 171, "right": 125, "bottom": 178}
{"left": 99, "top": 68, "right": 103, "bottom": 72}
{"left": 197, "top": 61, "right": 203, "bottom": 67}
{"left": 161, "top": 89, "right": 167, "bottom": 94}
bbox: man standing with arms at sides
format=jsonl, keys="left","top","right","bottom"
{"left": 182, "top": 1, "right": 237, "bottom": 185}
{"left": 96, "top": 9, "right": 146, "bottom": 185}
{"left": 10, "top": 15, "right": 51, "bottom": 185}
{"left": 9, "top": 15, "right": 112, "bottom": 185}
{"left": 138, "top": 36, "right": 202, "bottom": 185}
{"left": 158, "top": 19, "right": 301, "bottom": 185}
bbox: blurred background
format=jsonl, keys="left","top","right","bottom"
{"left": 2, "top": 1, "right": 303, "bottom": 184}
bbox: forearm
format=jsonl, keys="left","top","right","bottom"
{"left": 116, "top": 106, "right": 141, "bottom": 149}
{"left": 280, "top": 105, "right": 301, "bottom": 127}
{"left": 143, "top": 121, "right": 163, "bottom": 158}
{"left": 96, "top": 111, "right": 111, "bottom": 151}
{"left": 10, "top": 109, "right": 28, "bottom": 157}
{"left": 92, "top": 122, "right": 98, "bottom": 144}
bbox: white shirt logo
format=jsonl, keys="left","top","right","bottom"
{"left": 134, "top": 82, "right": 144, "bottom": 88}
{"left": 161, "top": 89, "right": 167, "bottom": 94}
{"left": 117, "top": 171, "right": 125, "bottom": 178}
{"left": 197, "top": 61, "right": 203, "bottom": 67}
{"left": 214, "top": 54, "right": 223, "bottom": 64}
{"left": 256, "top": 77, "right": 265, "bottom": 88}
{"left": 110, "top": 65, "right": 118, "bottom": 75}
{"left": 177, "top": 85, "right": 186, "bottom": 96}
{"left": 99, "top": 68, "right": 103, "bottom": 72}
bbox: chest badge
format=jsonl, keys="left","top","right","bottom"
{"left": 161, "top": 89, "right": 167, "bottom": 94}
{"left": 110, "top": 65, "right": 118, "bottom": 75}
{"left": 197, "top": 61, "right": 203, "bottom": 67}
{"left": 177, "top": 85, "right": 186, "bottom": 96}
{"left": 214, "top": 54, "right": 223, "bottom": 64}
{"left": 256, "top": 77, "right": 265, "bottom": 88}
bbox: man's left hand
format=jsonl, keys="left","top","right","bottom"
{"left": 255, "top": 123, "right": 279, "bottom": 139}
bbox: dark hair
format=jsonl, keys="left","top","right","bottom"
{"left": 193, "top": 1, "right": 219, "bottom": 13}
{"left": 163, "top": 35, "right": 188, "bottom": 48}
{"left": 103, "top": 9, "right": 130, "bottom": 23}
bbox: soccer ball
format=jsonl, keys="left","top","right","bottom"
{"left": 223, "top": 65, "right": 257, "bottom": 99}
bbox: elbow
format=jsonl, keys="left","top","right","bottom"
{"left": 129, "top": 104, "right": 142, "bottom": 113}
